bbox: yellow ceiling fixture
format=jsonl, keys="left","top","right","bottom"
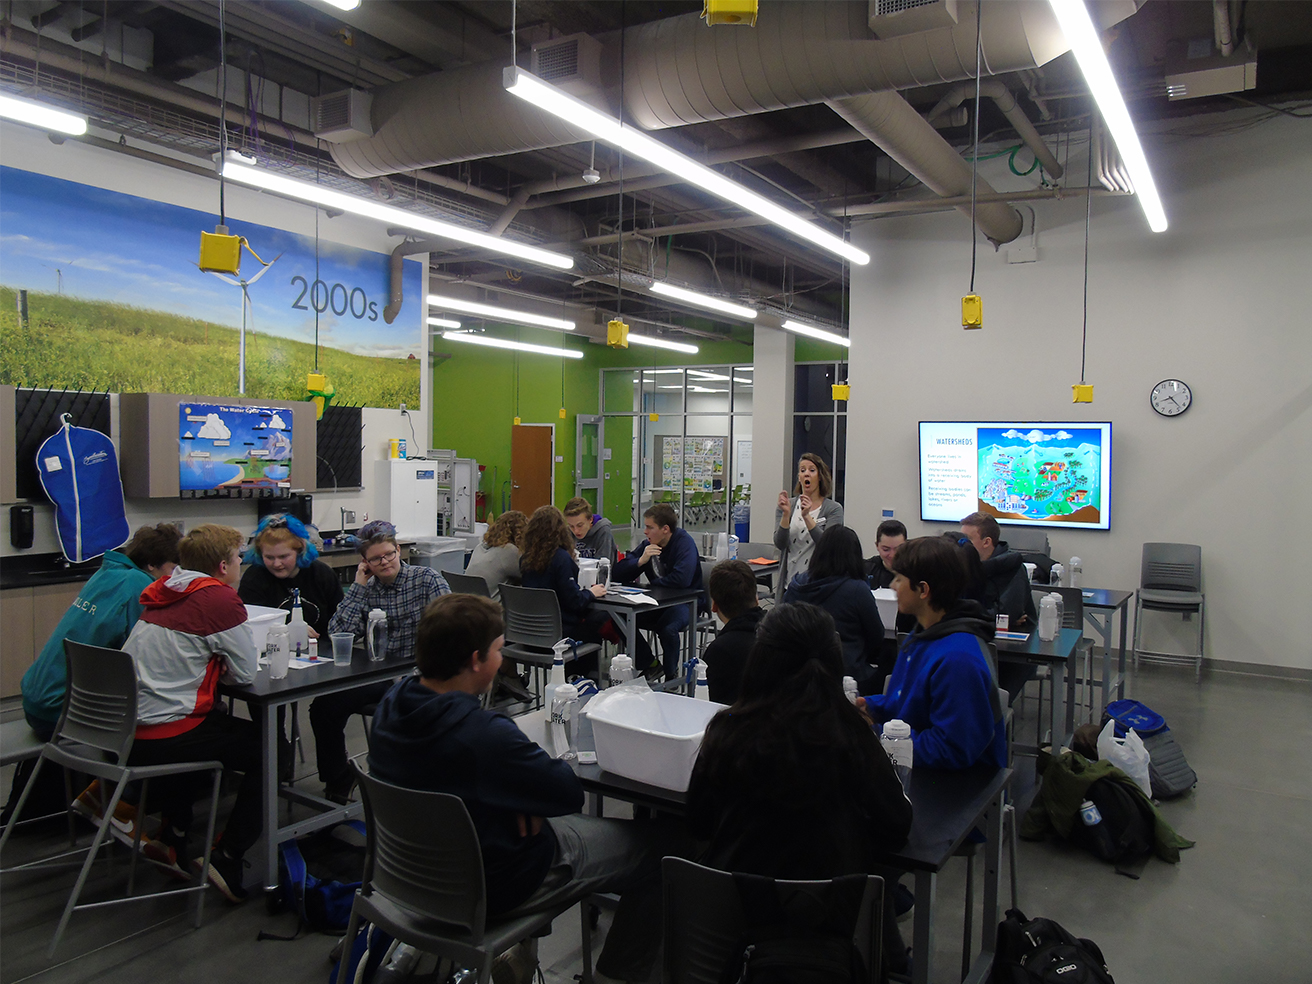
{"left": 607, "top": 319, "right": 630, "bottom": 348}
{"left": 702, "top": 0, "right": 758, "bottom": 27}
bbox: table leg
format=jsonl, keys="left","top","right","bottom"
{"left": 1049, "top": 661, "right": 1065, "bottom": 749}
{"left": 911, "top": 870, "right": 936, "bottom": 984}
{"left": 1117, "top": 603, "right": 1129, "bottom": 700}
{"left": 684, "top": 599, "right": 697, "bottom": 695}
{"left": 1084, "top": 609, "right": 1114, "bottom": 712}
{"left": 262, "top": 702, "right": 279, "bottom": 892}
{"left": 975, "top": 792, "right": 1004, "bottom": 983}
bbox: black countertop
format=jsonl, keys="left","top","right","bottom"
{"left": 1, "top": 553, "right": 103, "bottom": 590}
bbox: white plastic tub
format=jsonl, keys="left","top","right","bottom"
{"left": 244, "top": 605, "right": 288, "bottom": 653}
{"left": 584, "top": 690, "right": 726, "bottom": 791}
{"left": 411, "top": 535, "right": 468, "bottom": 575}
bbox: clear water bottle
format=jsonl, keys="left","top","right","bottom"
{"left": 547, "top": 683, "right": 580, "bottom": 760}
{"left": 1038, "top": 594, "right": 1059, "bottom": 641}
{"left": 366, "top": 608, "right": 388, "bottom": 661}
{"left": 842, "top": 676, "right": 859, "bottom": 704}
{"left": 543, "top": 645, "right": 568, "bottom": 710}
{"left": 881, "top": 719, "right": 913, "bottom": 793}
{"left": 266, "top": 624, "right": 290, "bottom": 680}
{"left": 596, "top": 557, "right": 611, "bottom": 590}
{"left": 1069, "top": 556, "right": 1083, "bottom": 589}
{"left": 1050, "top": 562, "right": 1066, "bottom": 587}
{"left": 1080, "top": 799, "right": 1102, "bottom": 827}
{"left": 728, "top": 534, "right": 739, "bottom": 560}
{"left": 608, "top": 654, "right": 634, "bottom": 687}
{"left": 694, "top": 661, "right": 710, "bottom": 700}
{"left": 1050, "top": 591, "right": 1065, "bottom": 630}
{"left": 287, "top": 588, "right": 309, "bottom": 659}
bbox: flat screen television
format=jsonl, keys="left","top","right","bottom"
{"left": 919, "top": 421, "right": 1112, "bottom": 530}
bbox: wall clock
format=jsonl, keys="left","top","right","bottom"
{"left": 1150, "top": 378, "right": 1192, "bottom": 417}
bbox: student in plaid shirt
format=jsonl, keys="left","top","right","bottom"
{"left": 315, "top": 521, "right": 448, "bottom": 802}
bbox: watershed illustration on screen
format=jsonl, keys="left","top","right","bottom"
{"left": 977, "top": 427, "right": 1102, "bottom": 525}
{"left": 179, "top": 403, "right": 293, "bottom": 493}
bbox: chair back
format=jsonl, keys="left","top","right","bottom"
{"left": 58, "top": 641, "right": 139, "bottom": 764}
{"left": 499, "top": 584, "right": 564, "bottom": 650}
{"left": 662, "top": 857, "right": 883, "bottom": 984}
{"left": 1140, "top": 543, "right": 1202, "bottom": 593}
{"left": 736, "top": 542, "right": 777, "bottom": 564}
{"left": 445, "top": 570, "right": 492, "bottom": 597}
{"left": 1031, "top": 586, "right": 1085, "bottom": 630}
{"left": 353, "top": 764, "right": 491, "bottom": 943}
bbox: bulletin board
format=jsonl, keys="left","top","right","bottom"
{"left": 661, "top": 436, "right": 725, "bottom": 491}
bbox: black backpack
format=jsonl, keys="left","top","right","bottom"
{"left": 1067, "top": 776, "right": 1155, "bottom": 869}
{"left": 991, "top": 908, "right": 1115, "bottom": 984}
{"left": 719, "top": 872, "right": 869, "bottom": 984}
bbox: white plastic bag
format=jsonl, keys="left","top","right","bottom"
{"left": 1097, "top": 719, "right": 1152, "bottom": 799}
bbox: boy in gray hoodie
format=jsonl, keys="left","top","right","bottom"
{"left": 564, "top": 497, "right": 618, "bottom": 564}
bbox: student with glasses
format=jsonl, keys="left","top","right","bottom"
{"left": 318, "top": 521, "right": 449, "bottom": 803}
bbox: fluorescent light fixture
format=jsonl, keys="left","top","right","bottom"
{"left": 221, "top": 159, "right": 574, "bottom": 269}
{"left": 687, "top": 370, "right": 731, "bottom": 381}
{"left": 650, "top": 282, "right": 758, "bottom": 321}
{"left": 781, "top": 319, "right": 850, "bottom": 348}
{"left": 426, "top": 317, "right": 462, "bottom": 330}
{"left": 426, "top": 293, "right": 575, "bottom": 331}
{"left": 0, "top": 93, "right": 87, "bottom": 135}
{"left": 504, "top": 68, "right": 870, "bottom": 266}
{"left": 314, "top": 0, "right": 361, "bottom": 10}
{"left": 1048, "top": 0, "right": 1168, "bottom": 232}
{"left": 660, "top": 385, "right": 724, "bottom": 393}
{"left": 627, "top": 334, "right": 700, "bottom": 354}
{"left": 733, "top": 377, "right": 752, "bottom": 384}
{"left": 438, "top": 332, "right": 583, "bottom": 359}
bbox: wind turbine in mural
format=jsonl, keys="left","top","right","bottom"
{"left": 206, "top": 251, "right": 282, "bottom": 395}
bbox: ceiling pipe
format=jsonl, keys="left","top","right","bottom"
{"left": 926, "top": 80, "right": 1064, "bottom": 179}
{"left": 837, "top": 185, "right": 1127, "bottom": 218}
{"left": 826, "top": 92, "right": 1024, "bottom": 244}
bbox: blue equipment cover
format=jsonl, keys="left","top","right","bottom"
{"left": 36, "top": 414, "right": 130, "bottom": 563}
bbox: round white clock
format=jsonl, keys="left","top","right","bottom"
{"left": 1150, "top": 378, "right": 1192, "bottom": 417}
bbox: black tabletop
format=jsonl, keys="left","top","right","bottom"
{"left": 220, "top": 651, "right": 414, "bottom": 704}
{"left": 596, "top": 585, "right": 704, "bottom": 607}
{"left": 1077, "top": 587, "right": 1134, "bottom": 609}
{"left": 993, "top": 626, "right": 1083, "bottom": 661}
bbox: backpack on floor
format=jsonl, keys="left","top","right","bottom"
{"left": 262, "top": 822, "right": 366, "bottom": 937}
{"left": 1068, "top": 776, "right": 1155, "bottom": 868}
{"left": 1102, "top": 699, "right": 1197, "bottom": 799}
{"left": 991, "top": 908, "right": 1115, "bottom": 984}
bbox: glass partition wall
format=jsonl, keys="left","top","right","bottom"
{"left": 601, "top": 366, "right": 754, "bottom": 549}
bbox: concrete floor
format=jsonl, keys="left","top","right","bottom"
{"left": 2, "top": 661, "right": 1309, "bottom": 984}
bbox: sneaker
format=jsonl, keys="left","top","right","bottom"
{"left": 143, "top": 824, "right": 190, "bottom": 879}
{"left": 194, "top": 848, "right": 250, "bottom": 903}
{"left": 73, "top": 780, "right": 152, "bottom": 850}
{"left": 491, "top": 938, "right": 538, "bottom": 984}
{"left": 324, "top": 775, "right": 358, "bottom": 806}
{"left": 894, "top": 882, "right": 916, "bottom": 924}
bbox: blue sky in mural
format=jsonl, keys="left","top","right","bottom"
{"left": 0, "top": 166, "right": 423, "bottom": 359}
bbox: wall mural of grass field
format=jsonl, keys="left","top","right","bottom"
{"left": 0, "top": 166, "right": 423, "bottom": 408}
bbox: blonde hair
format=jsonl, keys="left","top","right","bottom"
{"left": 178, "top": 525, "right": 245, "bottom": 575}
{"left": 484, "top": 510, "right": 528, "bottom": 548}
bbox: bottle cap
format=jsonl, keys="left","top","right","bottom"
{"left": 369, "top": 608, "right": 386, "bottom": 618}
{"left": 842, "top": 675, "right": 857, "bottom": 691}
{"left": 883, "top": 719, "right": 911, "bottom": 739}
{"left": 611, "top": 655, "right": 632, "bottom": 670}
{"left": 554, "top": 683, "right": 579, "bottom": 702}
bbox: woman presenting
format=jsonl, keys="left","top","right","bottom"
{"left": 773, "top": 452, "right": 843, "bottom": 595}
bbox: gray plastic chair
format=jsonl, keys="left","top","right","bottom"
{"left": 0, "top": 641, "right": 223, "bottom": 957}
{"left": 337, "top": 764, "right": 575, "bottom": 984}
{"left": 445, "top": 570, "right": 493, "bottom": 597}
{"left": 1132, "top": 543, "right": 1205, "bottom": 681}
{"left": 662, "top": 857, "right": 884, "bottom": 984}
{"left": 498, "top": 584, "right": 601, "bottom": 708}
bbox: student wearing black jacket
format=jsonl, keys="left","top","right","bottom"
{"left": 519, "top": 506, "right": 615, "bottom": 654}
{"left": 961, "top": 512, "right": 1037, "bottom": 627}
{"left": 784, "top": 526, "right": 885, "bottom": 695}
{"left": 701, "top": 560, "right": 765, "bottom": 705}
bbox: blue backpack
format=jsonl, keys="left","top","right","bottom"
{"left": 269, "top": 822, "right": 365, "bottom": 935}
{"left": 1102, "top": 700, "right": 1197, "bottom": 800}
{"left": 36, "top": 414, "right": 130, "bottom": 563}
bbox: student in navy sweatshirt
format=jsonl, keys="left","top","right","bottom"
{"left": 862, "top": 536, "right": 1006, "bottom": 771}
{"left": 612, "top": 504, "right": 703, "bottom": 679}
{"left": 519, "top": 506, "right": 616, "bottom": 655}
{"left": 368, "top": 594, "right": 684, "bottom": 984}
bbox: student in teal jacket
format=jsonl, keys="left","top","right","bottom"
{"left": 21, "top": 523, "right": 182, "bottom": 739}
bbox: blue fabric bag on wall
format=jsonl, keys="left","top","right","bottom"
{"left": 36, "top": 413, "right": 130, "bottom": 563}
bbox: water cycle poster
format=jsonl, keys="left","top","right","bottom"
{"left": 976, "top": 427, "right": 1104, "bottom": 524}
{"left": 0, "top": 166, "right": 423, "bottom": 408}
{"left": 180, "top": 403, "right": 292, "bottom": 494}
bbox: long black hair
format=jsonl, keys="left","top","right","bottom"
{"left": 807, "top": 524, "right": 866, "bottom": 581}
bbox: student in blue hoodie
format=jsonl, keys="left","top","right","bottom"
{"left": 368, "top": 593, "right": 683, "bottom": 984}
{"left": 612, "top": 503, "right": 704, "bottom": 679}
{"left": 784, "top": 525, "right": 885, "bottom": 695}
{"left": 862, "top": 536, "right": 1006, "bottom": 771}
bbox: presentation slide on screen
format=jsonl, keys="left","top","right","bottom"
{"left": 920, "top": 422, "right": 1112, "bottom": 530}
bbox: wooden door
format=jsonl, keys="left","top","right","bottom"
{"left": 511, "top": 424, "right": 554, "bottom": 514}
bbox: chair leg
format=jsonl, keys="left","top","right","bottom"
{"left": 336, "top": 908, "right": 363, "bottom": 984}
{"left": 1005, "top": 803, "right": 1020, "bottom": 912}
{"left": 580, "top": 900, "right": 595, "bottom": 984}
{"left": 1131, "top": 598, "right": 1143, "bottom": 671}
{"left": 0, "top": 756, "right": 46, "bottom": 856}
{"left": 195, "top": 766, "right": 222, "bottom": 929}
{"left": 290, "top": 701, "right": 306, "bottom": 762}
{"left": 961, "top": 845, "right": 975, "bottom": 982}
{"left": 49, "top": 777, "right": 130, "bottom": 957}
{"left": 127, "top": 777, "right": 147, "bottom": 896}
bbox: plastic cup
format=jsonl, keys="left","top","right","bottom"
{"left": 330, "top": 632, "right": 355, "bottom": 666}
{"left": 268, "top": 646, "right": 291, "bottom": 680}
{"left": 1023, "top": 562, "right": 1037, "bottom": 581}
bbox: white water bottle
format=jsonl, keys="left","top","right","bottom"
{"left": 608, "top": 654, "right": 634, "bottom": 687}
{"left": 1038, "top": 595, "right": 1059, "bottom": 641}
{"left": 547, "top": 683, "right": 579, "bottom": 760}
{"left": 367, "top": 608, "right": 388, "bottom": 661}
{"left": 842, "top": 676, "right": 859, "bottom": 704}
{"left": 1069, "top": 557, "right": 1082, "bottom": 589}
{"left": 287, "top": 589, "right": 309, "bottom": 659}
{"left": 1050, "top": 562, "right": 1066, "bottom": 587}
{"left": 266, "top": 625, "right": 290, "bottom": 680}
{"left": 695, "top": 661, "right": 710, "bottom": 700}
{"left": 881, "top": 719, "right": 913, "bottom": 793}
{"left": 1050, "top": 591, "right": 1065, "bottom": 631}
{"left": 543, "top": 645, "right": 568, "bottom": 710}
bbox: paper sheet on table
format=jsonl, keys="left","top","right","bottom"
{"left": 745, "top": 557, "right": 776, "bottom": 566}
{"left": 289, "top": 657, "right": 330, "bottom": 669}
{"left": 995, "top": 630, "right": 1031, "bottom": 642}
{"left": 604, "top": 591, "right": 659, "bottom": 606}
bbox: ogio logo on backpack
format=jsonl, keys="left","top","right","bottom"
{"left": 1055, "top": 965, "right": 1079, "bottom": 975}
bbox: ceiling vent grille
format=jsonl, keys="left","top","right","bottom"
{"left": 868, "top": 0, "right": 959, "bottom": 39}
{"left": 311, "top": 89, "right": 374, "bottom": 143}
{"left": 531, "top": 34, "right": 603, "bottom": 95}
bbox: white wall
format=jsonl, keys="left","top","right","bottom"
{"left": 844, "top": 112, "right": 1312, "bottom": 671}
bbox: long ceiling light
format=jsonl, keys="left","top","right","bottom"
{"left": 1048, "top": 0, "right": 1168, "bottom": 232}
{"left": 781, "top": 319, "right": 850, "bottom": 348}
{"left": 426, "top": 293, "right": 576, "bottom": 331}
{"left": 649, "top": 281, "right": 758, "bottom": 321}
{"left": 0, "top": 93, "right": 87, "bottom": 135}
{"left": 426, "top": 317, "right": 462, "bottom": 329}
{"left": 504, "top": 68, "right": 870, "bottom": 266}
{"left": 626, "top": 333, "right": 700, "bottom": 355}
{"left": 313, "top": 0, "right": 361, "bottom": 10}
{"left": 221, "top": 159, "right": 574, "bottom": 270}
{"left": 437, "top": 332, "right": 584, "bottom": 359}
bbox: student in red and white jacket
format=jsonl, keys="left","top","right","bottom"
{"left": 122, "top": 524, "right": 259, "bottom": 903}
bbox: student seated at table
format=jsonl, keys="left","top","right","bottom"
{"left": 464, "top": 510, "right": 527, "bottom": 601}
{"left": 687, "top": 602, "right": 913, "bottom": 976}
{"left": 368, "top": 594, "right": 685, "bottom": 984}
{"left": 784, "top": 525, "right": 885, "bottom": 696}
{"left": 700, "top": 559, "right": 765, "bottom": 705}
{"left": 564, "top": 496, "right": 618, "bottom": 564}
{"left": 120, "top": 524, "right": 260, "bottom": 902}
{"left": 321, "top": 521, "right": 448, "bottom": 803}
{"left": 960, "top": 511, "right": 1036, "bottom": 628}
{"left": 862, "top": 536, "right": 1007, "bottom": 771}
{"left": 774, "top": 452, "right": 844, "bottom": 594}
{"left": 613, "top": 503, "right": 703, "bottom": 680}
